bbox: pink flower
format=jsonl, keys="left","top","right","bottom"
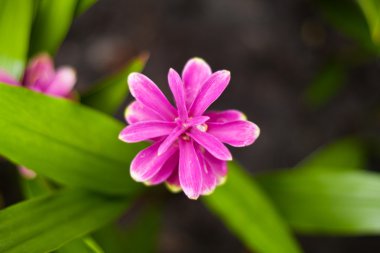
{"left": 119, "top": 58, "right": 260, "bottom": 199}
{"left": 0, "top": 53, "right": 77, "bottom": 179}
{"left": 0, "top": 53, "right": 76, "bottom": 98}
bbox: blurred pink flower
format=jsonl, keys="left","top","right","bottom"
{"left": 0, "top": 53, "right": 76, "bottom": 98}
{"left": 0, "top": 53, "right": 77, "bottom": 179}
{"left": 119, "top": 58, "right": 260, "bottom": 199}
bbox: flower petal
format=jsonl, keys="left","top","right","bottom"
{"left": 124, "top": 101, "right": 163, "bottom": 124}
{"left": 205, "top": 109, "right": 246, "bottom": 123}
{"left": 45, "top": 67, "right": 76, "bottom": 98}
{"left": 189, "top": 70, "right": 231, "bottom": 116}
{"left": 130, "top": 141, "right": 177, "bottom": 182}
{"left": 166, "top": 169, "right": 181, "bottom": 192}
{"left": 195, "top": 146, "right": 217, "bottom": 195}
{"left": 0, "top": 69, "right": 20, "bottom": 86}
{"left": 178, "top": 138, "right": 203, "bottom": 199}
{"left": 208, "top": 120, "right": 260, "bottom": 147}
{"left": 119, "top": 121, "right": 176, "bottom": 143}
{"left": 189, "top": 128, "right": 232, "bottom": 161}
{"left": 182, "top": 57, "right": 212, "bottom": 108}
{"left": 168, "top": 68, "right": 187, "bottom": 120}
{"left": 204, "top": 151, "right": 227, "bottom": 184}
{"left": 158, "top": 126, "right": 185, "bottom": 156}
{"left": 23, "top": 54, "right": 55, "bottom": 91}
{"left": 128, "top": 73, "right": 176, "bottom": 120}
{"left": 148, "top": 151, "right": 179, "bottom": 185}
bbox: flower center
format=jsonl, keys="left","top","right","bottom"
{"left": 175, "top": 116, "right": 209, "bottom": 141}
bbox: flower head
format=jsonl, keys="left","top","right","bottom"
{"left": 0, "top": 53, "right": 76, "bottom": 98}
{"left": 119, "top": 58, "right": 260, "bottom": 199}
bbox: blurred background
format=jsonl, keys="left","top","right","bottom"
{"left": 51, "top": 0, "right": 380, "bottom": 252}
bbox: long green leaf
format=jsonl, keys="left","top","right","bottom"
{"left": 29, "top": 0, "right": 77, "bottom": 56}
{"left": 81, "top": 53, "right": 149, "bottom": 115}
{"left": 0, "top": 189, "right": 131, "bottom": 253}
{"left": 357, "top": 0, "right": 380, "bottom": 44}
{"left": 0, "top": 0, "right": 33, "bottom": 78}
{"left": 57, "top": 237, "right": 104, "bottom": 253}
{"left": 75, "top": 0, "right": 98, "bottom": 17}
{"left": 258, "top": 169, "right": 380, "bottom": 234}
{"left": 204, "top": 163, "right": 301, "bottom": 253}
{"left": 0, "top": 84, "right": 144, "bottom": 195}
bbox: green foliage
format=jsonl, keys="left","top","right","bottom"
{"left": 258, "top": 169, "right": 380, "bottom": 234}
{"left": 57, "top": 237, "right": 104, "bottom": 253}
{"left": 29, "top": 0, "right": 77, "bottom": 56}
{"left": 357, "top": 0, "right": 380, "bottom": 45}
{"left": 0, "top": 0, "right": 33, "bottom": 78}
{"left": 75, "top": 0, "right": 98, "bottom": 17}
{"left": 204, "top": 163, "right": 301, "bottom": 253}
{"left": 0, "top": 189, "right": 131, "bottom": 253}
{"left": 0, "top": 84, "right": 144, "bottom": 195}
{"left": 82, "top": 53, "right": 149, "bottom": 115}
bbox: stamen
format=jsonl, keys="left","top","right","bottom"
{"left": 196, "top": 123, "right": 208, "bottom": 132}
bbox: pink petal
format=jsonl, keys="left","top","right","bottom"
{"left": 189, "top": 128, "right": 232, "bottom": 161}
{"left": 18, "top": 166, "right": 37, "bottom": 179}
{"left": 119, "top": 121, "right": 176, "bottom": 143}
{"left": 148, "top": 151, "right": 179, "bottom": 185}
{"left": 182, "top": 58, "right": 212, "bottom": 108}
{"left": 158, "top": 126, "right": 185, "bottom": 156}
{"left": 204, "top": 151, "right": 227, "bottom": 184}
{"left": 205, "top": 110, "right": 246, "bottom": 123}
{"left": 124, "top": 101, "right": 163, "bottom": 124}
{"left": 166, "top": 168, "right": 181, "bottom": 192}
{"left": 178, "top": 139, "right": 203, "bottom": 199}
{"left": 45, "top": 67, "right": 76, "bottom": 97}
{"left": 23, "top": 54, "right": 55, "bottom": 91}
{"left": 130, "top": 141, "right": 177, "bottom": 182}
{"left": 195, "top": 146, "right": 217, "bottom": 195}
{"left": 189, "top": 70, "right": 231, "bottom": 116}
{"left": 168, "top": 68, "right": 187, "bottom": 120}
{"left": 208, "top": 120, "right": 260, "bottom": 147}
{"left": 0, "top": 69, "right": 20, "bottom": 86}
{"left": 128, "top": 73, "right": 176, "bottom": 120}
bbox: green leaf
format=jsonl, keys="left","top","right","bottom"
{"left": 204, "top": 163, "right": 302, "bottom": 253}
{"left": 0, "top": 0, "right": 33, "bottom": 78}
{"left": 0, "top": 188, "right": 131, "bottom": 253}
{"left": 316, "top": 0, "right": 380, "bottom": 54}
{"left": 75, "top": 0, "right": 98, "bottom": 17}
{"left": 81, "top": 53, "right": 149, "bottom": 115}
{"left": 29, "top": 0, "right": 77, "bottom": 56}
{"left": 258, "top": 169, "right": 380, "bottom": 235}
{"left": 57, "top": 237, "right": 104, "bottom": 253}
{"left": 297, "top": 137, "right": 366, "bottom": 170}
{"left": 0, "top": 84, "right": 144, "bottom": 195}
{"left": 94, "top": 201, "right": 162, "bottom": 253}
{"left": 304, "top": 61, "right": 346, "bottom": 108}
{"left": 357, "top": 0, "right": 380, "bottom": 45}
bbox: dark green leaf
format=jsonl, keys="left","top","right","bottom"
{"left": 81, "top": 53, "right": 149, "bottom": 115}
{"left": 57, "top": 237, "right": 104, "bottom": 253}
{"left": 0, "top": 189, "right": 131, "bottom": 253}
{"left": 29, "top": 0, "right": 77, "bottom": 56}
{"left": 258, "top": 169, "right": 380, "bottom": 234}
{"left": 357, "top": 0, "right": 380, "bottom": 45}
{"left": 204, "top": 163, "right": 301, "bottom": 253}
{"left": 75, "top": 0, "right": 98, "bottom": 17}
{"left": 0, "top": 84, "right": 144, "bottom": 195}
{"left": 0, "top": 0, "right": 33, "bottom": 78}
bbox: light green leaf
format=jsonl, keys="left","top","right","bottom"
{"left": 57, "top": 237, "right": 104, "bottom": 253}
{"left": 258, "top": 169, "right": 380, "bottom": 235}
{"left": 81, "top": 53, "right": 149, "bottom": 115}
{"left": 0, "top": 189, "right": 131, "bottom": 253}
{"left": 204, "top": 163, "right": 302, "bottom": 253}
{"left": 357, "top": 0, "right": 380, "bottom": 45}
{"left": 0, "top": 0, "right": 33, "bottom": 78}
{"left": 0, "top": 84, "right": 144, "bottom": 195}
{"left": 75, "top": 0, "right": 98, "bottom": 17}
{"left": 29, "top": 0, "right": 77, "bottom": 56}
{"left": 297, "top": 137, "right": 366, "bottom": 170}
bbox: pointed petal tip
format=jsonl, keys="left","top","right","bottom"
{"left": 165, "top": 182, "right": 182, "bottom": 193}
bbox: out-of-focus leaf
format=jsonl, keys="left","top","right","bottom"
{"left": 82, "top": 53, "right": 149, "bottom": 115}
{"left": 75, "top": 0, "right": 98, "bottom": 17}
{"left": 316, "top": 0, "right": 380, "bottom": 54}
{"left": 94, "top": 201, "right": 162, "bottom": 253}
{"left": 0, "top": 189, "right": 131, "bottom": 253}
{"left": 0, "top": 84, "right": 144, "bottom": 195}
{"left": 357, "top": 0, "right": 380, "bottom": 45}
{"left": 304, "top": 61, "right": 346, "bottom": 108}
{"left": 204, "top": 163, "right": 301, "bottom": 253}
{"left": 0, "top": 0, "right": 33, "bottom": 78}
{"left": 258, "top": 169, "right": 380, "bottom": 235}
{"left": 297, "top": 137, "right": 366, "bottom": 170}
{"left": 57, "top": 237, "right": 104, "bottom": 253}
{"left": 29, "top": 0, "right": 77, "bottom": 56}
